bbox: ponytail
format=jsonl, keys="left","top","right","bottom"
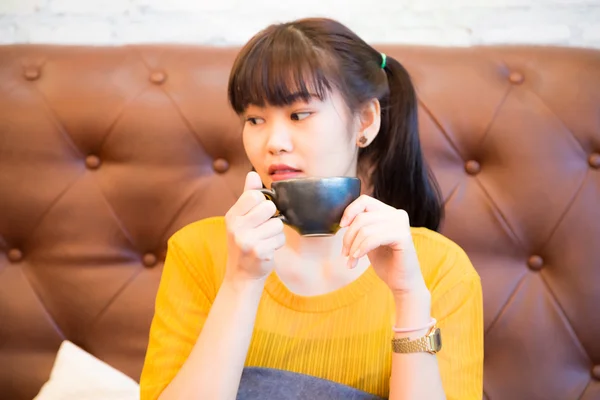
{"left": 360, "top": 55, "right": 444, "bottom": 231}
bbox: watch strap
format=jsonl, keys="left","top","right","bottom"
{"left": 391, "top": 327, "right": 441, "bottom": 354}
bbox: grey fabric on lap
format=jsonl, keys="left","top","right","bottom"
{"left": 237, "top": 367, "right": 386, "bottom": 400}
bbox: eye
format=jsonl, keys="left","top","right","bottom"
{"left": 291, "top": 112, "right": 312, "bottom": 121}
{"left": 246, "top": 117, "right": 265, "bottom": 125}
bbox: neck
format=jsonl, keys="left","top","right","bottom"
{"left": 274, "top": 225, "right": 370, "bottom": 296}
{"left": 283, "top": 225, "right": 344, "bottom": 261}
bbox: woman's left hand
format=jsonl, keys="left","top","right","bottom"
{"left": 340, "top": 195, "right": 427, "bottom": 295}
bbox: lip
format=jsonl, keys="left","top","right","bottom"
{"left": 268, "top": 164, "right": 303, "bottom": 182}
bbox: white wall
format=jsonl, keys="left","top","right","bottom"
{"left": 0, "top": 0, "right": 599, "bottom": 48}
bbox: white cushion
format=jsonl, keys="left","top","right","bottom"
{"left": 34, "top": 341, "right": 140, "bottom": 400}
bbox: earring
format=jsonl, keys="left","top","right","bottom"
{"left": 358, "top": 136, "right": 368, "bottom": 146}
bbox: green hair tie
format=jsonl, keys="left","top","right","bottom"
{"left": 380, "top": 53, "right": 387, "bottom": 69}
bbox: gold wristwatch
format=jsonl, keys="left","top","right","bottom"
{"left": 391, "top": 325, "right": 442, "bottom": 354}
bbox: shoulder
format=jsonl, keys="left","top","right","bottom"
{"left": 410, "top": 226, "right": 469, "bottom": 259}
{"left": 167, "top": 216, "right": 229, "bottom": 279}
{"left": 170, "top": 215, "right": 227, "bottom": 247}
{"left": 409, "top": 226, "right": 480, "bottom": 294}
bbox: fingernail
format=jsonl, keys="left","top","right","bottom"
{"left": 352, "top": 258, "right": 359, "bottom": 269}
{"left": 346, "top": 257, "right": 354, "bottom": 269}
{"left": 352, "top": 250, "right": 361, "bottom": 258}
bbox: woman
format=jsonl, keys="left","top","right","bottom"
{"left": 140, "top": 17, "right": 483, "bottom": 400}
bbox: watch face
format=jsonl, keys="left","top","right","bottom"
{"left": 431, "top": 328, "right": 442, "bottom": 351}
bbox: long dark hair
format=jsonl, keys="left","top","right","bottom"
{"left": 227, "top": 18, "right": 443, "bottom": 231}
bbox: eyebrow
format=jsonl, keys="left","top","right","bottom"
{"left": 282, "top": 92, "right": 320, "bottom": 104}
{"left": 241, "top": 91, "right": 322, "bottom": 116}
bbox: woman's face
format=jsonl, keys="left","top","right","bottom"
{"left": 242, "top": 89, "right": 360, "bottom": 188}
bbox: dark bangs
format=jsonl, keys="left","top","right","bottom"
{"left": 228, "top": 24, "right": 338, "bottom": 114}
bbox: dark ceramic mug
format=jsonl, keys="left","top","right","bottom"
{"left": 259, "top": 177, "right": 361, "bottom": 236}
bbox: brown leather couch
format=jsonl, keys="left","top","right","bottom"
{"left": 0, "top": 44, "right": 599, "bottom": 400}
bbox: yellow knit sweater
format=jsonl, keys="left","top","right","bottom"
{"left": 140, "top": 216, "right": 483, "bottom": 399}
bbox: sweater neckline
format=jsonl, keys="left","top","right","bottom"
{"left": 264, "top": 266, "right": 381, "bottom": 313}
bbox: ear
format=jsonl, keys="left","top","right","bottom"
{"left": 354, "top": 98, "right": 381, "bottom": 148}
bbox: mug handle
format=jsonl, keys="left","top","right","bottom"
{"left": 259, "top": 188, "right": 288, "bottom": 224}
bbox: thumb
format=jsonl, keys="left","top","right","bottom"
{"left": 244, "top": 171, "right": 264, "bottom": 192}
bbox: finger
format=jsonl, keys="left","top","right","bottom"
{"left": 345, "top": 221, "right": 384, "bottom": 269}
{"left": 339, "top": 195, "right": 384, "bottom": 228}
{"left": 347, "top": 256, "right": 360, "bottom": 270}
{"left": 228, "top": 172, "right": 266, "bottom": 217}
{"left": 227, "top": 190, "right": 265, "bottom": 220}
{"left": 234, "top": 222, "right": 282, "bottom": 254}
{"left": 252, "top": 233, "right": 286, "bottom": 261}
{"left": 244, "top": 171, "right": 263, "bottom": 192}
{"left": 347, "top": 221, "right": 380, "bottom": 259}
{"left": 353, "top": 226, "right": 417, "bottom": 260}
{"left": 351, "top": 231, "right": 393, "bottom": 260}
{"left": 342, "top": 212, "right": 386, "bottom": 256}
{"left": 348, "top": 210, "right": 412, "bottom": 258}
{"left": 240, "top": 198, "right": 277, "bottom": 228}
{"left": 253, "top": 217, "right": 284, "bottom": 240}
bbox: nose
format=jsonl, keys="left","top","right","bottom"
{"left": 265, "top": 118, "right": 294, "bottom": 155}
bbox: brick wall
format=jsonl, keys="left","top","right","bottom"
{"left": 0, "top": 0, "right": 599, "bottom": 47}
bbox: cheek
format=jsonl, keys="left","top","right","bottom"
{"left": 318, "top": 109, "right": 356, "bottom": 155}
{"left": 312, "top": 128, "right": 355, "bottom": 159}
{"left": 242, "top": 131, "right": 260, "bottom": 163}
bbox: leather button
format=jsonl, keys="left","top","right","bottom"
{"left": 464, "top": 160, "right": 481, "bottom": 175}
{"left": 7, "top": 248, "right": 23, "bottom": 262}
{"left": 85, "top": 155, "right": 101, "bottom": 170}
{"left": 150, "top": 71, "right": 167, "bottom": 84}
{"left": 592, "top": 365, "right": 600, "bottom": 380}
{"left": 24, "top": 67, "right": 40, "bottom": 81}
{"left": 142, "top": 253, "right": 158, "bottom": 268}
{"left": 509, "top": 71, "right": 524, "bottom": 85}
{"left": 527, "top": 255, "right": 544, "bottom": 271}
{"left": 588, "top": 153, "right": 600, "bottom": 169}
{"left": 213, "top": 158, "right": 230, "bottom": 173}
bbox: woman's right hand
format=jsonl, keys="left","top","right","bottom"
{"left": 224, "top": 171, "right": 286, "bottom": 283}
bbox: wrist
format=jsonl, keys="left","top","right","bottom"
{"left": 393, "top": 283, "right": 430, "bottom": 306}
{"left": 393, "top": 286, "right": 431, "bottom": 331}
{"left": 222, "top": 273, "right": 267, "bottom": 296}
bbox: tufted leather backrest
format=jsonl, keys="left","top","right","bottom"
{"left": 0, "top": 44, "right": 599, "bottom": 400}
